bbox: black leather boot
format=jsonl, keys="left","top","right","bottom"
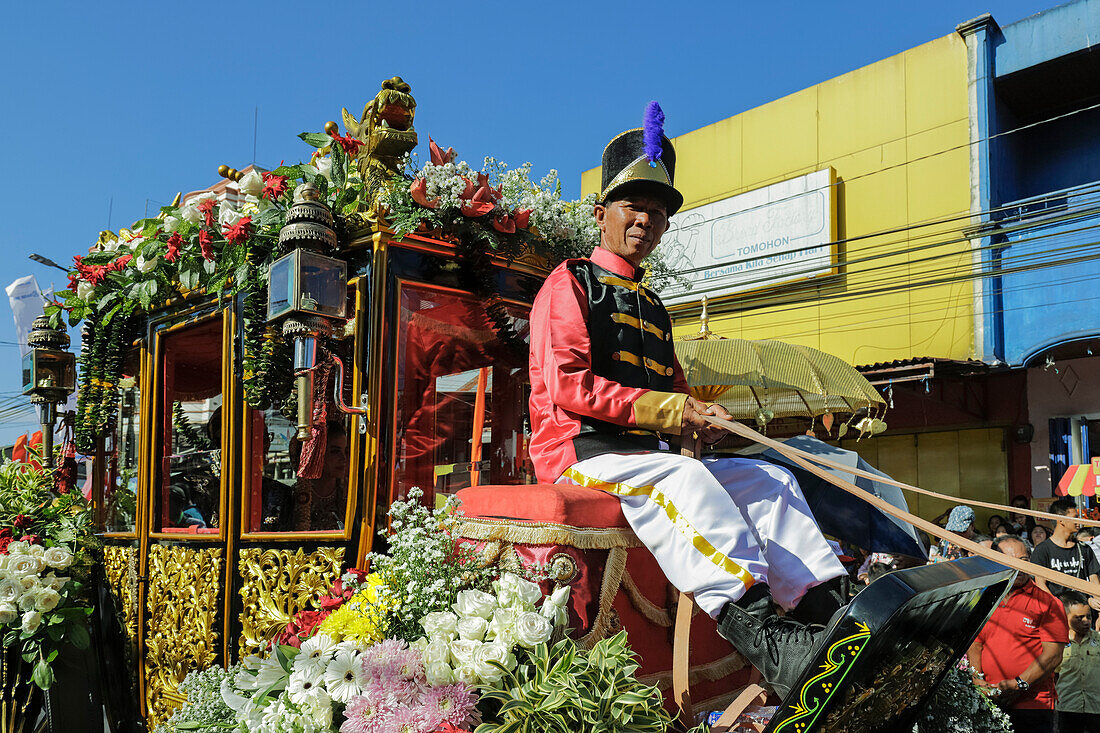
{"left": 717, "top": 583, "right": 827, "bottom": 698}
{"left": 788, "top": 577, "right": 847, "bottom": 626}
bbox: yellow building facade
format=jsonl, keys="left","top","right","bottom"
{"left": 582, "top": 33, "right": 975, "bottom": 367}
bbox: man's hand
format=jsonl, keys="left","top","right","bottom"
{"left": 1089, "top": 595, "right": 1100, "bottom": 612}
{"left": 681, "top": 398, "right": 732, "bottom": 444}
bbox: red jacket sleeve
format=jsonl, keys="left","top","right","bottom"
{"left": 531, "top": 266, "right": 687, "bottom": 432}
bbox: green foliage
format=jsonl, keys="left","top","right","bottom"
{"left": 475, "top": 631, "right": 673, "bottom": 733}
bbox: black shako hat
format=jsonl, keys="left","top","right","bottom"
{"left": 599, "top": 102, "right": 683, "bottom": 216}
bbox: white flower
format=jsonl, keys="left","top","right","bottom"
{"left": 323, "top": 648, "right": 362, "bottom": 703}
{"left": 472, "top": 641, "right": 516, "bottom": 684}
{"left": 423, "top": 637, "right": 451, "bottom": 666}
{"left": 218, "top": 206, "right": 245, "bottom": 229}
{"left": 235, "top": 652, "right": 288, "bottom": 692}
{"left": 8, "top": 555, "right": 41, "bottom": 577}
{"left": 135, "top": 255, "right": 158, "bottom": 273}
{"left": 102, "top": 239, "right": 121, "bottom": 253}
{"left": 453, "top": 589, "right": 496, "bottom": 620}
{"left": 454, "top": 664, "right": 479, "bottom": 686}
{"left": 76, "top": 280, "right": 95, "bottom": 300}
{"left": 456, "top": 616, "right": 488, "bottom": 642}
{"left": 20, "top": 611, "right": 41, "bottom": 634}
{"left": 421, "top": 610, "right": 458, "bottom": 640}
{"left": 42, "top": 572, "right": 68, "bottom": 589}
{"left": 16, "top": 576, "right": 35, "bottom": 593}
{"left": 0, "top": 578, "right": 20, "bottom": 606}
{"left": 294, "top": 633, "right": 335, "bottom": 677}
{"left": 513, "top": 611, "right": 553, "bottom": 648}
{"left": 494, "top": 573, "right": 543, "bottom": 610}
{"left": 238, "top": 169, "right": 263, "bottom": 197}
{"left": 26, "top": 544, "right": 44, "bottom": 559}
{"left": 7, "top": 542, "right": 30, "bottom": 556}
{"left": 425, "top": 660, "right": 455, "bottom": 686}
{"left": 203, "top": 258, "right": 216, "bottom": 275}
{"left": 33, "top": 588, "right": 60, "bottom": 613}
{"left": 540, "top": 585, "right": 571, "bottom": 627}
{"left": 42, "top": 548, "right": 72, "bottom": 571}
{"left": 163, "top": 215, "right": 181, "bottom": 233}
{"left": 449, "top": 639, "right": 480, "bottom": 667}
{"left": 313, "top": 156, "right": 332, "bottom": 181}
{"left": 485, "top": 607, "right": 519, "bottom": 646}
{"left": 0, "top": 603, "right": 17, "bottom": 624}
{"left": 286, "top": 669, "right": 324, "bottom": 706}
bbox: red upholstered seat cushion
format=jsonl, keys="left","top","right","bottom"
{"left": 455, "top": 484, "right": 630, "bottom": 529}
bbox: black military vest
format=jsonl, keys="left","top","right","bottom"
{"left": 567, "top": 259, "right": 678, "bottom": 459}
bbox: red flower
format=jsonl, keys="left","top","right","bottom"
{"left": 112, "top": 254, "right": 133, "bottom": 270}
{"left": 222, "top": 216, "right": 253, "bottom": 245}
{"left": 460, "top": 185, "right": 496, "bottom": 218}
{"left": 197, "top": 198, "right": 217, "bottom": 228}
{"left": 428, "top": 137, "right": 456, "bottom": 167}
{"left": 274, "top": 608, "right": 331, "bottom": 647}
{"left": 513, "top": 209, "right": 532, "bottom": 229}
{"left": 409, "top": 178, "right": 440, "bottom": 209}
{"left": 491, "top": 214, "right": 516, "bottom": 234}
{"left": 21, "top": 535, "right": 41, "bottom": 546}
{"left": 261, "top": 172, "right": 288, "bottom": 200}
{"left": 12, "top": 515, "right": 30, "bottom": 530}
{"left": 198, "top": 230, "right": 215, "bottom": 260}
{"left": 328, "top": 131, "right": 364, "bottom": 158}
{"left": 165, "top": 233, "right": 183, "bottom": 263}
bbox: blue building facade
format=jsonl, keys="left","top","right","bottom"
{"left": 960, "top": 0, "right": 1100, "bottom": 495}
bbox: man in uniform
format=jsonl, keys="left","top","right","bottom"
{"left": 528, "top": 108, "right": 847, "bottom": 697}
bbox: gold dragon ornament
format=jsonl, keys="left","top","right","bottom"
{"left": 340, "top": 76, "right": 418, "bottom": 218}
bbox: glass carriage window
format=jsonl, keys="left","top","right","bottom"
{"left": 245, "top": 407, "right": 351, "bottom": 532}
{"left": 392, "top": 284, "right": 533, "bottom": 508}
{"left": 156, "top": 319, "right": 223, "bottom": 534}
{"left": 104, "top": 348, "right": 141, "bottom": 533}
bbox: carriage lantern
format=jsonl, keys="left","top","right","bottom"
{"left": 268, "top": 182, "right": 363, "bottom": 440}
{"left": 21, "top": 314, "right": 76, "bottom": 468}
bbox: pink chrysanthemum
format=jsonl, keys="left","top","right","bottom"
{"left": 385, "top": 677, "right": 422, "bottom": 707}
{"left": 392, "top": 648, "right": 425, "bottom": 683}
{"left": 341, "top": 693, "right": 391, "bottom": 733}
{"left": 421, "top": 683, "right": 478, "bottom": 727}
{"left": 380, "top": 706, "right": 427, "bottom": 733}
{"left": 361, "top": 639, "right": 408, "bottom": 680}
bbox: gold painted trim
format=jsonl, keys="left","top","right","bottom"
{"left": 598, "top": 154, "right": 673, "bottom": 203}
{"left": 357, "top": 232, "right": 389, "bottom": 566}
{"left": 456, "top": 516, "right": 642, "bottom": 549}
{"left": 632, "top": 391, "right": 687, "bottom": 432}
{"left": 611, "top": 313, "right": 668, "bottom": 340}
{"left": 562, "top": 467, "right": 755, "bottom": 590}
{"left": 221, "top": 308, "right": 237, "bottom": 664}
{"left": 145, "top": 311, "right": 229, "bottom": 542}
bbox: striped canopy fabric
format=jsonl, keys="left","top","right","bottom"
{"left": 1057, "top": 463, "right": 1100, "bottom": 497}
{"left": 673, "top": 338, "right": 885, "bottom": 420}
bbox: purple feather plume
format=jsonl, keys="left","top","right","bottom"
{"left": 643, "top": 101, "right": 665, "bottom": 165}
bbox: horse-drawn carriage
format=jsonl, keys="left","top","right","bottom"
{"left": 30, "top": 77, "right": 1017, "bottom": 732}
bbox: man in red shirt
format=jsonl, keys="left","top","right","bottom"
{"left": 968, "top": 536, "right": 1068, "bottom": 732}
{"left": 529, "top": 106, "right": 847, "bottom": 697}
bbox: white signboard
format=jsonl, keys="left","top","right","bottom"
{"left": 659, "top": 168, "right": 835, "bottom": 306}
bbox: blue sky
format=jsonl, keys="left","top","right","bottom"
{"left": 0, "top": 0, "right": 1058, "bottom": 445}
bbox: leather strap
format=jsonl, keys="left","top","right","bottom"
{"left": 672, "top": 591, "right": 695, "bottom": 725}
{"left": 710, "top": 678, "right": 769, "bottom": 733}
{"left": 707, "top": 415, "right": 1100, "bottom": 598}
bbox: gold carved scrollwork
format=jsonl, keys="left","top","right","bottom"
{"left": 237, "top": 547, "right": 345, "bottom": 657}
{"left": 102, "top": 546, "right": 139, "bottom": 692}
{"left": 143, "top": 545, "right": 224, "bottom": 729}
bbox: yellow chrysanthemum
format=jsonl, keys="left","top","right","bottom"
{"left": 316, "top": 573, "right": 394, "bottom": 646}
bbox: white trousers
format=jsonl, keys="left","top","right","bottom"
{"left": 559, "top": 452, "right": 846, "bottom": 618}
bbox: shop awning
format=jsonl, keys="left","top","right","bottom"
{"left": 1057, "top": 461, "right": 1100, "bottom": 496}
